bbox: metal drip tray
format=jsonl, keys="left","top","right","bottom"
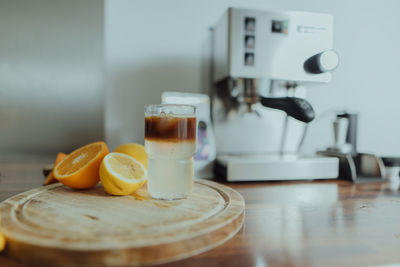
{"left": 214, "top": 154, "right": 339, "bottom": 182}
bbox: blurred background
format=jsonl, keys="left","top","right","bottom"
{"left": 0, "top": 0, "right": 104, "bottom": 155}
{"left": 1, "top": 0, "right": 399, "bottom": 157}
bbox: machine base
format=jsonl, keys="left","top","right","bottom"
{"left": 214, "top": 154, "right": 339, "bottom": 182}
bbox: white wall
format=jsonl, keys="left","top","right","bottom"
{"left": 105, "top": 0, "right": 400, "bottom": 156}
{"left": 0, "top": 0, "right": 104, "bottom": 154}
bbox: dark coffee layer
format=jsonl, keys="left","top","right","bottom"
{"left": 145, "top": 115, "right": 196, "bottom": 142}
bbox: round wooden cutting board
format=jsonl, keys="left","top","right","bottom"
{"left": 0, "top": 180, "right": 244, "bottom": 266}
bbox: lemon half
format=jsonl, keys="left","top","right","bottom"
{"left": 100, "top": 152, "right": 147, "bottom": 196}
{"left": 114, "top": 143, "right": 148, "bottom": 169}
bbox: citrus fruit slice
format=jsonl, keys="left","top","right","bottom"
{"left": 100, "top": 152, "right": 147, "bottom": 196}
{"left": 0, "top": 232, "right": 4, "bottom": 252}
{"left": 43, "top": 152, "right": 67, "bottom": 185}
{"left": 54, "top": 141, "right": 109, "bottom": 189}
{"left": 0, "top": 215, "right": 5, "bottom": 252}
{"left": 114, "top": 143, "right": 148, "bottom": 169}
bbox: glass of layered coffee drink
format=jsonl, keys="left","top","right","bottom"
{"left": 145, "top": 104, "right": 196, "bottom": 200}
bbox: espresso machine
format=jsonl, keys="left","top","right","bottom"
{"left": 212, "top": 8, "right": 340, "bottom": 181}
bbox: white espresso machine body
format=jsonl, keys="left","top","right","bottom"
{"left": 211, "top": 8, "right": 339, "bottom": 181}
{"left": 213, "top": 8, "right": 334, "bottom": 83}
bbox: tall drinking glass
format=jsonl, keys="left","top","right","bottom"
{"left": 145, "top": 104, "right": 196, "bottom": 200}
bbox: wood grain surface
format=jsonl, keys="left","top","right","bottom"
{"left": 0, "top": 177, "right": 244, "bottom": 266}
{"left": 2, "top": 156, "right": 400, "bottom": 266}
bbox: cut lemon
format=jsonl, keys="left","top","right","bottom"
{"left": 54, "top": 141, "right": 109, "bottom": 189}
{"left": 100, "top": 152, "right": 147, "bottom": 196}
{"left": 114, "top": 143, "right": 148, "bottom": 169}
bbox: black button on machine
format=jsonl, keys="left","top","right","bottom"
{"left": 272, "top": 20, "right": 282, "bottom": 33}
{"left": 245, "top": 17, "right": 255, "bottom": 32}
{"left": 271, "top": 20, "right": 288, "bottom": 34}
{"left": 244, "top": 17, "right": 256, "bottom": 66}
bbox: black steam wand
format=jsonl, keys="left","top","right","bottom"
{"left": 260, "top": 96, "right": 315, "bottom": 156}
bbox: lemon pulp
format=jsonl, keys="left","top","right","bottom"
{"left": 100, "top": 152, "right": 147, "bottom": 196}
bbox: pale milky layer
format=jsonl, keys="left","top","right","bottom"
{"left": 145, "top": 140, "right": 196, "bottom": 159}
{"left": 145, "top": 140, "right": 195, "bottom": 199}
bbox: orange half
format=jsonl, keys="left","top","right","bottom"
{"left": 54, "top": 141, "right": 109, "bottom": 189}
{"left": 43, "top": 152, "right": 67, "bottom": 185}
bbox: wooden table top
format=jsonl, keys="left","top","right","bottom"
{"left": 1, "top": 156, "right": 400, "bottom": 267}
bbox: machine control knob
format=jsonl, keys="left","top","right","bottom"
{"left": 304, "top": 50, "right": 339, "bottom": 74}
